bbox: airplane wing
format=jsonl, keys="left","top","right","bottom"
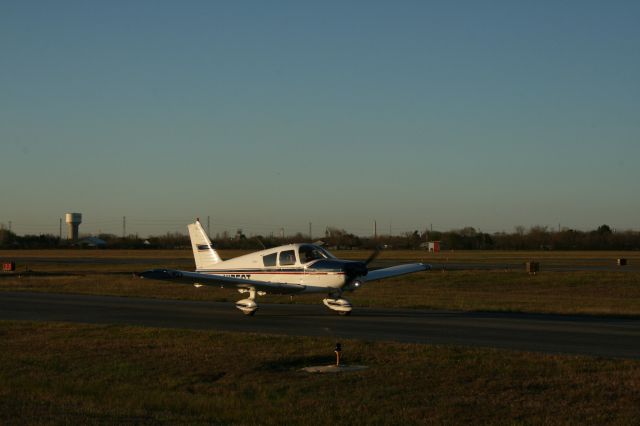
{"left": 363, "top": 263, "right": 430, "bottom": 282}
{"left": 138, "top": 269, "right": 306, "bottom": 295}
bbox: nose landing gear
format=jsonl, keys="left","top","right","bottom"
{"left": 323, "top": 292, "right": 352, "bottom": 315}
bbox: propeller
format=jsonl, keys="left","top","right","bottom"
{"left": 342, "top": 247, "right": 380, "bottom": 291}
{"left": 364, "top": 247, "right": 380, "bottom": 266}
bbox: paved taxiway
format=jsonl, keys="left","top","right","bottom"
{"left": 1, "top": 291, "right": 638, "bottom": 359}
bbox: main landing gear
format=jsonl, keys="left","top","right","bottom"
{"left": 235, "top": 289, "right": 353, "bottom": 316}
{"left": 235, "top": 288, "right": 263, "bottom": 316}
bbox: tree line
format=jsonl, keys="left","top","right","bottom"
{"left": 1, "top": 224, "right": 639, "bottom": 250}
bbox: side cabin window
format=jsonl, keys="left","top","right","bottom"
{"left": 279, "top": 250, "right": 296, "bottom": 266}
{"left": 262, "top": 253, "right": 277, "bottom": 267}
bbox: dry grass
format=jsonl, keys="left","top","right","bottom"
{"left": 351, "top": 270, "right": 640, "bottom": 315}
{"left": 3, "top": 248, "right": 639, "bottom": 264}
{"left": 1, "top": 321, "right": 639, "bottom": 424}
{"left": 3, "top": 251, "right": 640, "bottom": 423}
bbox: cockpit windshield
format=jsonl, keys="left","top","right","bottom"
{"left": 298, "top": 245, "right": 335, "bottom": 264}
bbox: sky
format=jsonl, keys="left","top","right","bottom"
{"left": 1, "top": 1, "right": 639, "bottom": 237}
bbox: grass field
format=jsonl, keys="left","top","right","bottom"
{"left": 2, "top": 321, "right": 640, "bottom": 425}
{"left": 2, "top": 250, "right": 640, "bottom": 424}
{"left": 1, "top": 250, "right": 639, "bottom": 316}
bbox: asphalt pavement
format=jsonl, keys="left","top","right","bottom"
{"left": 1, "top": 291, "right": 638, "bottom": 359}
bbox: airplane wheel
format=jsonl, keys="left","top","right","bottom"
{"left": 338, "top": 311, "right": 351, "bottom": 316}
{"left": 244, "top": 311, "right": 257, "bottom": 316}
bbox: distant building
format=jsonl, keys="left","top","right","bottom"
{"left": 78, "top": 237, "right": 107, "bottom": 248}
{"left": 420, "top": 241, "right": 441, "bottom": 253}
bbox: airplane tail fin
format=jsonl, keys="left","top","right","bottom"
{"left": 188, "top": 219, "right": 222, "bottom": 270}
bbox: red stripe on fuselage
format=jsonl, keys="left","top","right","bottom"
{"left": 198, "top": 271, "right": 343, "bottom": 275}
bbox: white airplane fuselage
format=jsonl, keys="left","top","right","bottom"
{"left": 195, "top": 244, "right": 356, "bottom": 293}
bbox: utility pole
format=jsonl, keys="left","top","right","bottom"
{"left": 59, "top": 218, "right": 62, "bottom": 239}
{"left": 122, "top": 216, "right": 126, "bottom": 238}
{"left": 8, "top": 221, "right": 11, "bottom": 232}
{"left": 280, "top": 227, "right": 285, "bottom": 239}
{"left": 374, "top": 220, "right": 377, "bottom": 239}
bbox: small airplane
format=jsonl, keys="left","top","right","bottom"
{"left": 138, "top": 219, "right": 430, "bottom": 316}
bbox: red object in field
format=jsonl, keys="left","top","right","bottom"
{"left": 428, "top": 241, "right": 440, "bottom": 253}
{"left": 2, "top": 262, "right": 16, "bottom": 272}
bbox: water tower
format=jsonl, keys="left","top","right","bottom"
{"left": 65, "top": 213, "right": 82, "bottom": 241}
